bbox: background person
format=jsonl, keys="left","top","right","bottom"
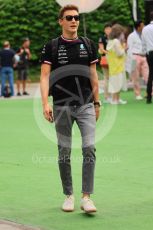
{"left": 0, "top": 41, "right": 15, "bottom": 97}
{"left": 98, "top": 23, "right": 112, "bottom": 103}
{"left": 16, "top": 37, "right": 31, "bottom": 96}
{"left": 127, "top": 20, "right": 149, "bottom": 100}
{"left": 106, "top": 24, "right": 127, "bottom": 104}
{"left": 142, "top": 11, "right": 153, "bottom": 104}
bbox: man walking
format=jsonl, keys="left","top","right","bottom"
{"left": 127, "top": 20, "right": 149, "bottom": 100}
{"left": 0, "top": 41, "right": 15, "bottom": 97}
{"left": 142, "top": 12, "right": 153, "bottom": 104}
{"left": 40, "top": 5, "right": 101, "bottom": 213}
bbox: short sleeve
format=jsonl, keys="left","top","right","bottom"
{"left": 114, "top": 39, "right": 125, "bottom": 57}
{"left": 98, "top": 37, "right": 103, "bottom": 43}
{"left": 90, "top": 40, "right": 99, "bottom": 64}
{"left": 98, "top": 36, "right": 104, "bottom": 44}
{"left": 40, "top": 42, "right": 52, "bottom": 65}
{"left": 11, "top": 49, "right": 15, "bottom": 56}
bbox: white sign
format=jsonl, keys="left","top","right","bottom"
{"left": 56, "top": 0, "right": 105, "bottom": 13}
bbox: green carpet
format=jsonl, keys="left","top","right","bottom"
{"left": 0, "top": 91, "right": 153, "bottom": 230}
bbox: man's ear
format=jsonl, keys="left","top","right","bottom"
{"left": 59, "top": 19, "right": 62, "bottom": 26}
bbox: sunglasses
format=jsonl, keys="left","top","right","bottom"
{"left": 62, "top": 15, "right": 80, "bottom": 21}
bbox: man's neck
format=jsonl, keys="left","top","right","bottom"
{"left": 136, "top": 29, "right": 141, "bottom": 35}
{"left": 62, "top": 32, "right": 78, "bottom": 40}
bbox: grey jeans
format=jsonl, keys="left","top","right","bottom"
{"left": 53, "top": 103, "right": 96, "bottom": 195}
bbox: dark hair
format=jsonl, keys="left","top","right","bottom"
{"left": 124, "top": 26, "right": 132, "bottom": 40}
{"left": 134, "top": 20, "right": 143, "bottom": 30}
{"left": 104, "top": 22, "right": 112, "bottom": 29}
{"left": 109, "top": 24, "right": 124, "bottom": 39}
{"left": 58, "top": 5, "right": 79, "bottom": 19}
{"left": 150, "top": 11, "right": 153, "bottom": 21}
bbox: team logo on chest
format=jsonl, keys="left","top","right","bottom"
{"left": 58, "top": 45, "right": 68, "bottom": 64}
{"left": 79, "top": 43, "right": 88, "bottom": 57}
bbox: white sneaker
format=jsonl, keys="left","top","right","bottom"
{"left": 119, "top": 99, "right": 127, "bottom": 104}
{"left": 103, "top": 98, "right": 112, "bottom": 104}
{"left": 111, "top": 100, "right": 119, "bottom": 105}
{"left": 62, "top": 195, "right": 74, "bottom": 212}
{"left": 136, "top": 95, "right": 143, "bottom": 100}
{"left": 80, "top": 197, "right": 97, "bottom": 213}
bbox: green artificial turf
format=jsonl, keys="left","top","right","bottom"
{"left": 0, "top": 91, "right": 153, "bottom": 230}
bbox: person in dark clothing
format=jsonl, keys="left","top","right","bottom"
{"left": 142, "top": 11, "right": 153, "bottom": 104}
{"left": 40, "top": 4, "right": 101, "bottom": 213}
{"left": 16, "top": 38, "right": 31, "bottom": 96}
{"left": 98, "top": 23, "right": 112, "bottom": 102}
{"left": 0, "top": 41, "right": 15, "bottom": 97}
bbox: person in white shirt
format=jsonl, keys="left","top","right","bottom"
{"left": 142, "top": 11, "right": 153, "bottom": 104}
{"left": 127, "top": 21, "right": 149, "bottom": 100}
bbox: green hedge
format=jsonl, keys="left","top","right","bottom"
{"left": 0, "top": 0, "right": 145, "bottom": 63}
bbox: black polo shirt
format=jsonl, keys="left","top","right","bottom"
{"left": 41, "top": 36, "right": 98, "bottom": 106}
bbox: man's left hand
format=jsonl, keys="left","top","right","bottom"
{"left": 94, "top": 106, "right": 101, "bottom": 121}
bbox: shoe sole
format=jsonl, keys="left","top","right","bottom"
{"left": 62, "top": 208, "right": 74, "bottom": 212}
{"left": 80, "top": 206, "right": 97, "bottom": 213}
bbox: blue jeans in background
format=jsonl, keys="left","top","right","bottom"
{"left": 1, "top": 67, "right": 14, "bottom": 96}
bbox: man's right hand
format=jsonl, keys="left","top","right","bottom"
{"left": 43, "top": 103, "right": 54, "bottom": 123}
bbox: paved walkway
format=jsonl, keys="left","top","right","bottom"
{"left": 0, "top": 80, "right": 146, "bottom": 100}
{"left": 0, "top": 220, "right": 41, "bottom": 230}
{"left": 0, "top": 83, "right": 40, "bottom": 100}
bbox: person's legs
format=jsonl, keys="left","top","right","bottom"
{"left": 76, "top": 103, "right": 97, "bottom": 212}
{"left": 130, "top": 55, "right": 141, "bottom": 97}
{"left": 102, "top": 67, "right": 110, "bottom": 100}
{"left": 22, "top": 69, "right": 29, "bottom": 94}
{"left": 75, "top": 103, "right": 96, "bottom": 196}
{"left": 8, "top": 67, "right": 14, "bottom": 96}
{"left": 140, "top": 57, "right": 149, "bottom": 84}
{"left": 17, "top": 69, "right": 23, "bottom": 95}
{"left": 16, "top": 80, "right": 21, "bottom": 95}
{"left": 1, "top": 68, "right": 7, "bottom": 96}
{"left": 146, "top": 52, "right": 153, "bottom": 103}
{"left": 23, "top": 80, "right": 26, "bottom": 93}
{"left": 116, "top": 92, "right": 120, "bottom": 101}
{"left": 112, "top": 93, "right": 118, "bottom": 102}
{"left": 53, "top": 105, "right": 75, "bottom": 196}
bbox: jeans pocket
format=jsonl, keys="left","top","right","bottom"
{"left": 80, "top": 103, "right": 95, "bottom": 116}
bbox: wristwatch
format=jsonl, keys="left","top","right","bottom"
{"left": 93, "top": 101, "right": 102, "bottom": 107}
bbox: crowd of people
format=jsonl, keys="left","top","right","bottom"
{"left": 1, "top": 13, "right": 153, "bottom": 104}
{"left": 98, "top": 12, "right": 153, "bottom": 104}
{"left": 0, "top": 38, "right": 31, "bottom": 97}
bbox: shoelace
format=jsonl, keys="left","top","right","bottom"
{"left": 65, "top": 196, "right": 74, "bottom": 204}
{"left": 83, "top": 198, "right": 94, "bottom": 205}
